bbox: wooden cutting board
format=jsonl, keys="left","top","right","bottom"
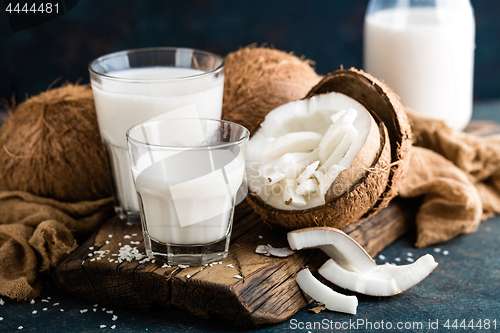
{"left": 53, "top": 120, "right": 500, "bottom": 327}
{"left": 53, "top": 198, "right": 417, "bottom": 327}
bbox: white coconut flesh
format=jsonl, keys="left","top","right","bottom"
{"left": 319, "top": 254, "right": 438, "bottom": 297}
{"left": 288, "top": 227, "right": 376, "bottom": 274}
{"left": 246, "top": 92, "right": 380, "bottom": 210}
{"left": 295, "top": 268, "right": 358, "bottom": 315}
{"left": 288, "top": 227, "right": 438, "bottom": 297}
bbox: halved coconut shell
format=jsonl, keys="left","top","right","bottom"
{"left": 306, "top": 68, "right": 412, "bottom": 211}
{"left": 247, "top": 113, "right": 391, "bottom": 229}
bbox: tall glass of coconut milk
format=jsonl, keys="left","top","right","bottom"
{"left": 89, "top": 48, "right": 224, "bottom": 221}
{"left": 126, "top": 118, "right": 249, "bottom": 265}
{"left": 364, "top": 0, "right": 475, "bottom": 130}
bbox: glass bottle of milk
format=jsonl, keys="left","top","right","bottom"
{"left": 364, "top": 0, "right": 475, "bottom": 130}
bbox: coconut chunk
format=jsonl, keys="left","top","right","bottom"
{"left": 318, "top": 165, "right": 347, "bottom": 199}
{"left": 282, "top": 179, "right": 307, "bottom": 207}
{"left": 258, "top": 164, "right": 286, "bottom": 185}
{"left": 296, "top": 269, "right": 358, "bottom": 315}
{"left": 297, "top": 161, "right": 320, "bottom": 184}
{"left": 313, "top": 170, "right": 325, "bottom": 182}
{"left": 255, "top": 244, "right": 294, "bottom": 257}
{"left": 319, "top": 254, "right": 438, "bottom": 296}
{"left": 319, "top": 109, "right": 358, "bottom": 163}
{"left": 296, "top": 178, "right": 319, "bottom": 196}
{"left": 287, "top": 227, "right": 376, "bottom": 274}
{"left": 321, "top": 124, "right": 358, "bottom": 171}
{"left": 273, "top": 152, "right": 310, "bottom": 172}
{"left": 260, "top": 131, "right": 323, "bottom": 164}
{"left": 288, "top": 227, "right": 438, "bottom": 297}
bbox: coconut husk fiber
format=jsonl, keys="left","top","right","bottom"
{"left": 0, "top": 83, "right": 112, "bottom": 202}
{"left": 222, "top": 46, "right": 322, "bottom": 133}
{"left": 399, "top": 110, "right": 500, "bottom": 248}
{"left": 0, "top": 191, "right": 113, "bottom": 301}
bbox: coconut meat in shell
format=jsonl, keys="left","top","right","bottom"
{"left": 246, "top": 91, "right": 380, "bottom": 210}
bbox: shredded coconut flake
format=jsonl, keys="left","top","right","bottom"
{"left": 112, "top": 315, "right": 118, "bottom": 321}
{"left": 80, "top": 309, "right": 88, "bottom": 313}
{"left": 0, "top": 298, "right": 4, "bottom": 305}
{"left": 117, "top": 245, "right": 146, "bottom": 263}
{"left": 178, "top": 264, "right": 190, "bottom": 269}
{"left": 234, "top": 275, "right": 243, "bottom": 279}
{"left": 226, "top": 264, "right": 234, "bottom": 268}
{"left": 378, "top": 254, "right": 386, "bottom": 260}
{"left": 32, "top": 310, "right": 37, "bottom": 314}
{"left": 255, "top": 244, "right": 294, "bottom": 257}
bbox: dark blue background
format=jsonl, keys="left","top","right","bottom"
{"left": 0, "top": 0, "right": 499, "bottom": 105}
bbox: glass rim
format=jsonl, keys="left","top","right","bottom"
{"left": 126, "top": 118, "right": 250, "bottom": 150}
{"left": 88, "top": 47, "right": 224, "bottom": 83}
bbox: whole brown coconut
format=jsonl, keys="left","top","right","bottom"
{"left": 222, "top": 46, "right": 322, "bottom": 133}
{"left": 0, "top": 84, "right": 112, "bottom": 202}
{"left": 306, "top": 68, "right": 412, "bottom": 212}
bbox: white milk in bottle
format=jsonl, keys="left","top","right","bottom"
{"left": 364, "top": 0, "right": 475, "bottom": 130}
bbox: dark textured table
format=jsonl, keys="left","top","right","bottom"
{"left": 1, "top": 102, "right": 499, "bottom": 332}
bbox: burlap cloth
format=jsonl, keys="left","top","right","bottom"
{"left": 0, "top": 191, "right": 113, "bottom": 301}
{"left": 400, "top": 110, "right": 500, "bottom": 247}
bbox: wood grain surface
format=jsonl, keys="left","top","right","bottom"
{"left": 53, "top": 197, "right": 417, "bottom": 327}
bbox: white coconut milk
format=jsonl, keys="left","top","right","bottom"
{"left": 364, "top": 6, "right": 475, "bottom": 130}
{"left": 131, "top": 149, "right": 245, "bottom": 245}
{"left": 91, "top": 67, "right": 224, "bottom": 212}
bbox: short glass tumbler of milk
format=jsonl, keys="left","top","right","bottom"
{"left": 126, "top": 118, "right": 249, "bottom": 265}
{"left": 364, "top": 0, "right": 475, "bottom": 130}
{"left": 89, "top": 48, "right": 224, "bottom": 221}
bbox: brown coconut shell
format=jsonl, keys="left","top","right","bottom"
{"left": 306, "top": 68, "right": 412, "bottom": 211}
{"left": 0, "top": 84, "right": 112, "bottom": 202}
{"left": 247, "top": 113, "right": 391, "bottom": 229}
{"left": 222, "top": 46, "right": 322, "bottom": 133}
